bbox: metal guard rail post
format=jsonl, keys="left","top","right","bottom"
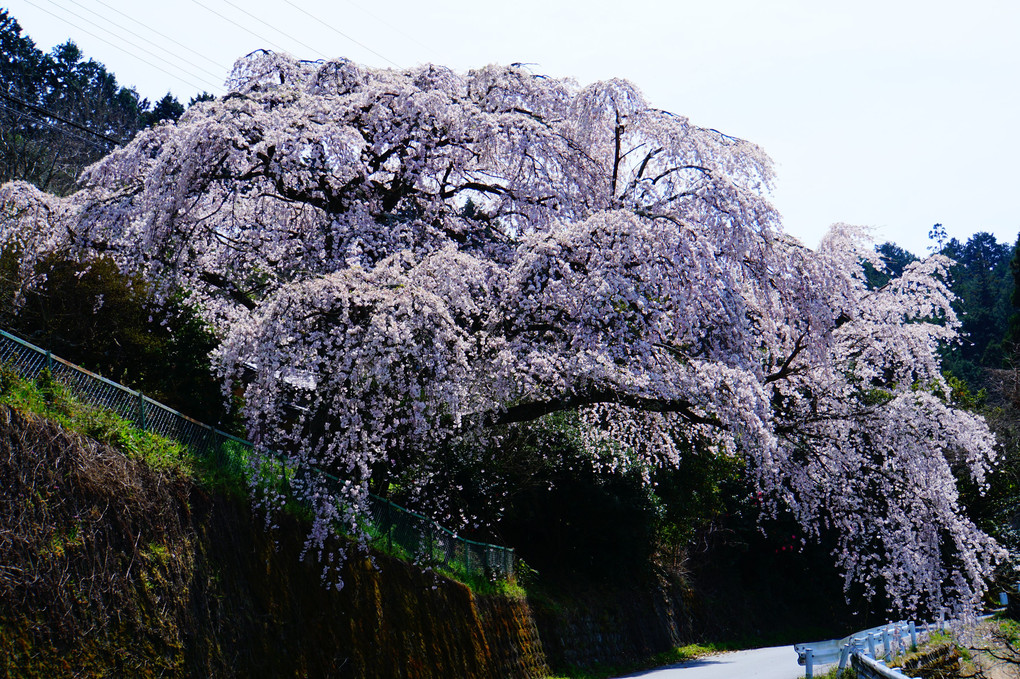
{"left": 797, "top": 620, "right": 918, "bottom": 678}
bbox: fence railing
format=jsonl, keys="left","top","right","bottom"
{"left": 796, "top": 620, "right": 919, "bottom": 679}
{"left": 0, "top": 327, "right": 515, "bottom": 579}
{"left": 796, "top": 614, "right": 961, "bottom": 678}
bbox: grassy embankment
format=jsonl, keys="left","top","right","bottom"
{"left": 0, "top": 364, "right": 521, "bottom": 597}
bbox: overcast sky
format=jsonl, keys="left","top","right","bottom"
{"left": 5, "top": 0, "right": 1020, "bottom": 255}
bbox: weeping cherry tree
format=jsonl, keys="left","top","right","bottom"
{"left": 0, "top": 51, "right": 1004, "bottom": 609}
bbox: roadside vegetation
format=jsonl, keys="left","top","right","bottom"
{"left": 0, "top": 360, "right": 530, "bottom": 598}
{"left": 0, "top": 364, "right": 194, "bottom": 478}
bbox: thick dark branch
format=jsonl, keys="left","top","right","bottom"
{"left": 774, "top": 407, "right": 877, "bottom": 435}
{"left": 764, "top": 333, "right": 808, "bottom": 384}
{"left": 198, "top": 271, "right": 258, "bottom": 310}
{"left": 510, "top": 106, "right": 547, "bottom": 123}
{"left": 488, "top": 388, "right": 724, "bottom": 429}
{"left": 652, "top": 164, "right": 711, "bottom": 184}
{"left": 635, "top": 147, "right": 663, "bottom": 180}
{"left": 441, "top": 181, "right": 508, "bottom": 199}
{"left": 439, "top": 161, "right": 454, "bottom": 197}
{"left": 611, "top": 112, "right": 624, "bottom": 203}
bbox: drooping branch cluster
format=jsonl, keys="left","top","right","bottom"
{"left": 0, "top": 52, "right": 1005, "bottom": 610}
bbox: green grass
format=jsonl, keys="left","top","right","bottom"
{"left": 0, "top": 366, "right": 194, "bottom": 478}
{"left": 362, "top": 520, "right": 528, "bottom": 597}
{"left": 0, "top": 364, "right": 520, "bottom": 597}
{"left": 0, "top": 364, "right": 303, "bottom": 501}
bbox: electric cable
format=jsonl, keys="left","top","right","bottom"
{"left": 187, "top": 0, "right": 293, "bottom": 55}
{"left": 28, "top": 0, "right": 225, "bottom": 91}
{"left": 334, "top": 0, "right": 441, "bottom": 62}
{"left": 0, "top": 100, "right": 114, "bottom": 151}
{"left": 0, "top": 92, "right": 122, "bottom": 146}
{"left": 90, "top": 0, "right": 229, "bottom": 71}
{"left": 60, "top": 0, "right": 229, "bottom": 83}
{"left": 278, "top": 0, "right": 400, "bottom": 67}
{"left": 20, "top": 0, "right": 220, "bottom": 93}
{"left": 217, "top": 0, "right": 329, "bottom": 60}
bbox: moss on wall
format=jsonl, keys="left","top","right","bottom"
{"left": 0, "top": 407, "right": 548, "bottom": 678}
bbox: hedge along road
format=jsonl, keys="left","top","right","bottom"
{"left": 615, "top": 644, "right": 818, "bottom": 679}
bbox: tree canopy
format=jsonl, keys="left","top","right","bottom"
{"left": 0, "top": 9, "right": 190, "bottom": 195}
{"left": 943, "top": 233, "right": 1013, "bottom": 371}
{"left": 0, "top": 51, "right": 1004, "bottom": 611}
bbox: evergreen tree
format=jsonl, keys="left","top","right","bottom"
{"left": 949, "top": 232, "right": 1012, "bottom": 367}
{"left": 863, "top": 241, "right": 918, "bottom": 289}
{"left": 187, "top": 91, "right": 216, "bottom": 107}
{"left": 0, "top": 10, "right": 49, "bottom": 189}
{"left": 0, "top": 9, "right": 185, "bottom": 194}
{"left": 141, "top": 92, "right": 184, "bottom": 127}
{"left": 1004, "top": 233, "right": 1020, "bottom": 357}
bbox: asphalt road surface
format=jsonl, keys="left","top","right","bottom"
{"left": 614, "top": 645, "right": 821, "bottom": 679}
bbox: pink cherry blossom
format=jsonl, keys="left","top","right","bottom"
{"left": 0, "top": 52, "right": 1003, "bottom": 610}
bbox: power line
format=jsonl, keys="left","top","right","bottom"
{"left": 187, "top": 0, "right": 293, "bottom": 55}
{"left": 29, "top": 0, "right": 225, "bottom": 92}
{"left": 90, "top": 0, "right": 230, "bottom": 72}
{"left": 217, "top": 0, "right": 328, "bottom": 61}
{"left": 0, "top": 100, "right": 113, "bottom": 151}
{"left": 0, "top": 92, "right": 121, "bottom": 146}
{"left": 61, "top": 0, "right": 228, "bottom": 84}
{"left": 20, "top": 0, "right": 219, "bottom": 94}
{"left": 279, "top": 0, "right": 400, "bottom": 68}
{"left": 335, "top": 0, "right": 442, "bottom": 63}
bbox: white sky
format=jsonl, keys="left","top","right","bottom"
{"left": 5, "top": 0, "right": 1020, "bottom": 255}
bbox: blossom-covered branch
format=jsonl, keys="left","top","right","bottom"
{"left": 0, "top": 52, "right": 1004, "bottom": 611}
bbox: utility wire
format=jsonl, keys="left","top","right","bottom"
{"left": 61, "top": 0, "right": 228, "bottom": 84}
{"left": 29, "top": 0, "right": 224, "bottom": 92}
{"left": 279, "top": 0, "right": 400, "bottom": 67}
{"left": 0, "top": 92, "right": 121, "bottom": 146}
{"left": 217, "top": 0, "right": 328, "bottom": 60}
{"left": 0, "top": 100, "right": 113, "bottom": 151}
{"left": 90, "top": 0, "right": 229, "bottom": 72}
{"left": 336, "top": 0, "right": 442, "bottom": 62}
{"left": 20, "top": 0, "right": 218, "bottom": 94}
{"left": 187, "top": 0, "right": 293, "bottom": 55}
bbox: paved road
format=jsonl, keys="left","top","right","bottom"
{"left": 614, "top": 645, "right": 821, "bottom": 679}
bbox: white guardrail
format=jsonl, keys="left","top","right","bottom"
{"left": 796, "top": 591, "right": 1012, "bottom": 678}
{"left": 794, "top": 617, "right": 941, "bottom": 679}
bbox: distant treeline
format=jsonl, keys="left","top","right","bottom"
{"left": 865, "top": 229, "right": 1020, "bottom": 388}
{"left": 0, "top": 8, "right": 213, "bottom": 195}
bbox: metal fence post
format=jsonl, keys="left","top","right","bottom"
{"left": 137, "top": 392, "right": 147, "bottom": 431}
{"left": 386, "top": 501, "right": 393, "bottom": 552}
{"left": 867, "top": 632, "right": 877, "bottom": 659}
{"left": 804, "top": 647, "right": 813, "bottom": 679}
{"left": 838, "top": 642, "right": 850, "bottom": 672}
{"left": 909, "top": 621, "right": 917, "bottom": 649}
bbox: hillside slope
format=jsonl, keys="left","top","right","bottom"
{"left": 0, "top": 406, "right": 546, "bottom": 678}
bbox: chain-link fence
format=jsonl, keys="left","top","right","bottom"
{"left": 365, "top": 494, "right": 516, "bottom": 577}
{"left": 0, "top": 327, "right": 515, "bottom": 579}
